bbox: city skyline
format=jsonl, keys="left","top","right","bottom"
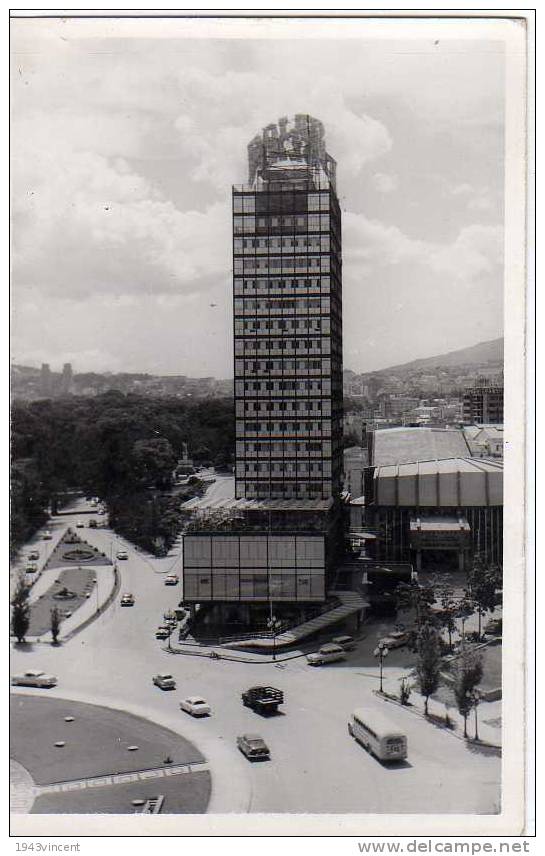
{"left": 11, "top": 18, "right": 504, "bottom": 377}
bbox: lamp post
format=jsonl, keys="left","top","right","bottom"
{"left": 267, "top": 596, "right": 281, "bottom": 662}
{"left": 373, "top": 641, "right": 389, "bottom": 693}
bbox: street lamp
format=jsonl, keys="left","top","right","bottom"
{"left": 373, "top": 640, "right": 389, "bottom": 693}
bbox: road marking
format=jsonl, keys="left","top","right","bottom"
{"left": 34, "top": 762, "right": 209, "bottom": 797}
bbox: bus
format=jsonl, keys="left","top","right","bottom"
{"left": 348, "top": 708, "right": 408, "bottom": 762}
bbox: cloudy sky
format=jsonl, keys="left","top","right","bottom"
{"left": 11, "top": 17, "right": 505, "bottom": 377}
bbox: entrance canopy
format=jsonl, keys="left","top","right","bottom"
{"left": 409, "top": 515, "right": 471, "bottom": 550}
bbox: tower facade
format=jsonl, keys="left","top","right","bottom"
{"left": 182, "top": 116, "right": 344, "bottom": 622}
{"left": 233, "top": 115, "right": 343, "bottom": 502}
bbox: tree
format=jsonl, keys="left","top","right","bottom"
{"left": 50, "top": 606, "right": 61, "bottom": 645}
{"left": 131, "top": 437, "right": 176, "bottom": 489}
{"left": 415, "top": 623, "right": 442, "bottom": 716}
{"left": 396, "top": 579, "right": 436, "bottom": 641}
{"left": 11, "top": 576, "right": 30, "bottom": 643}
{"left": 451, "top": 646, "right": 484, "bottom": 738}
{"left": 467, "top": 554, "right": 502, "bottom": 638}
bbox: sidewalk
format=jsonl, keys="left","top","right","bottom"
{"left": 378, "top": 667, "right": 502, "bottom": 748}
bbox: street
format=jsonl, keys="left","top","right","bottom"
{"left": 10, "top": 499, "right": 501, "bottom": 815}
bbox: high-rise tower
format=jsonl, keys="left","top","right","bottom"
{"left": 233, "top": 115, "right": 343, "bottom": 502}
{"left": 182, "top": 115, "right": 344, "bottom": 626}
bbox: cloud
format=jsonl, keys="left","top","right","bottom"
{"left": 371, "top": 172, "right": 398, "bottom": 193}
{"left": 11, "top": 144, "right": 230, "bottom": 302}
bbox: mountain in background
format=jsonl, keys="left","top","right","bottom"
{"left": 347, "top": 338, "right": 503, "bottom": 380}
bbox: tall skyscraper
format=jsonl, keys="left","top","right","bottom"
{"left": 183, "top": 115, "right": 344, "bottom": 626}
{"left": 233, "top": 115, "right": 343, "bottom": 502}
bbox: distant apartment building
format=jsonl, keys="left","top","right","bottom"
{"left": 463, "top": 382, "right": 504, "bottom": 424}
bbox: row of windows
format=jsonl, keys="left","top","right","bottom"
{"left": 237, "top": 420, "right": 331, "bottom": 434}
{"left": 238, "top": 401, "right": 330, "bottom": 414}
{"left": 237, "top": 379, "right": 329, "bottom": 392}
{"left": 238, "top": 461, "right": 331, "bottom": 475}
{"left": 233, "top": 192, "right": 331, "bottom": 214}
{"left": 234, "top": 236, "right": 330, "bottom": 253}
{"left": 235, "top": 318, "right": 327, "bottom": 334}
{"left": 239, "top": 482, "right": 331, "bottom": 500}
{"left": 237, "top": 357, "right": 330, "bottom": 372}
{"left": 238, "top": 441, "right": 327, "bottom": 454}
{"left": 233, "top": 214, "right": 331, "bottom": 234}
{"left": 234, "top": 297, "right": 329, "bottom": 312}
{"left": 235, "top": 338, "right": 331, "bottom": 355}
{"left": 234, "top": 276, "right": 333, "bottom": 293}
{"left": 183, "top": 572, "right": 325, "bottom": 601}
{"left": 234, "top": 256, "right": 332, "bottom": 275}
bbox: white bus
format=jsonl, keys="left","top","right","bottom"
{"left": 348, "top": 707, "right": 407, "bottom": 762}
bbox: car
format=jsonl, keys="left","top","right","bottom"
{"left": 153, "top": 673, "right": 176, "bottom": 690}
{"left": 25, "top": 563, "right": 39, "bottom": 574}
{"left": 237, "top": 733, "right": 270, "bottom": 761}
{"left": 90, "top": 499, "right": 98, "bottom": 507}
{"left": 164, "top": 609, "right": 177, "bottom": 622}
{"left": 378, "top": 630, "right": 410, "bottom": 650}
{"left": 88, "top": 519, "right": 97, "bottom": 528}
{"left": 306, "top": 643, "right": 346, "bottom": 666}
{"left": 164, "top": 574, "right": 179, "bottom": 586}
{"left": 76, "top": 520, "right": 85, "bottom": 528}
{"left": 484, "top": 618, "right": 502, "bottom": 636}
{"left": 120, "top": 593, "right": 135, "bottom": 606}
{"left": 116, "top": 550, "right": 128, "bottom": 560}
{"left": 332, "top": 634, "right": 356, "bottom": 651}
{"left": 155, "top": 626, "right": 171, "bottom": 640}
{"left": 11, "top": 670, "right": 57, "bottom": 688}
{"left": 28, "top": 550, "right": 40, "bottom": 561}
{"left": 180, "top": 696, "right": 211, "bottom": 717}
{"left": 42, "top": 531, "right": 53, "bottom": 540}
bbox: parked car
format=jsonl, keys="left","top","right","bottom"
{"left": 76, "top": 520, "right": 85, "bottom": 528}
{"left": 165, "top": 574, "right": 179, "bottom": 586}
{"left": 378, "top": 630, "right": 410, "bottom": 650}
{"left": 164, "top": 609, "right": 177, "bottom": 622}
{"left": 28, "top": 550, "right": 40, "bottom": 561}
{"left": 236, "top": 733, "right": 270, "bottom": 761}
{"left": 484, "top": 618, "right": 502, "bottom": 636}
{"left": 42, "top": 531, "right": 53, "bottom": 540}
{"left": 116, "top": 550, "right": 128, "bottom": 560}
{"left": 88, "top": 519, "right": 97, "bottom": 529}
{"left": 11, "top": 670, "right": 57, "bottom": 688}
{"left": 120, "top": 593, "right": 135, "bottom": 606}
{"left": 152, "top": 673, "right": 176, "bottom": 690}
{"left": 180, "top": 696, "right": 211, "bottom": 717}
{"left": 155, "top": 626, "right": 171, "bottom": 640}
{"left": 332, "top": 635, "right": 356, "bottom": 651}
{"left": 25, "top": 563, "right": 39, "bottom": 574}
{"left": 306, "top": 643, "right": 346, "bottom": 666}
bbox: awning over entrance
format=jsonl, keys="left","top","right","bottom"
{"left": 409, "top": 515, "right": 471, "bottom": 550}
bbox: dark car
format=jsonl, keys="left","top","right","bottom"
{"left": 236, "top": 733, "right": 270, "bottom": 761}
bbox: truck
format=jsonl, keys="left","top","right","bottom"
{"left": 242, "top": 686, "right": 284, "bottom": 715}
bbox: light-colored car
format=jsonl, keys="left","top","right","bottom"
{"left": 116, "top": 550, "right": 128, "bottom": 560}
{"left": 306, "top": 643, "right": 346, "bottom": 666}
{"left": 378, "top": 630, "right": 410, "bottom": 650}
{"left": 75, "top": 520, "right": 85, "bottom": 528}
{"left": 25, "top": 563, "right": 39, "bottom": 574}
{"left": 164, "top": 574, "right": 179, "bottom": 586}
{"left": 332, "top": 634, "right": 356, "bottom": 651}
{"left": 42, "top": 531, "right": 53, "bottom": 540}
{"left": 28, "top": 550, "right": 40, "bottom": 561}
{"left": 237, "top": 733, "right": 270, "bottom": 760}
{"left": 153, "top": 673, "right": 176, "bottom": 690}
{"left": 155, "top": 626, "right": 171, "bottom": 640}
{"left": 180, "top": 696, "right": 211, "bottom": 717}
{"left": 11, "top": 670, "right": 57, "bottom": 688}
{"left": 120, "top": 593, "right": 135, "bottom": 606}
